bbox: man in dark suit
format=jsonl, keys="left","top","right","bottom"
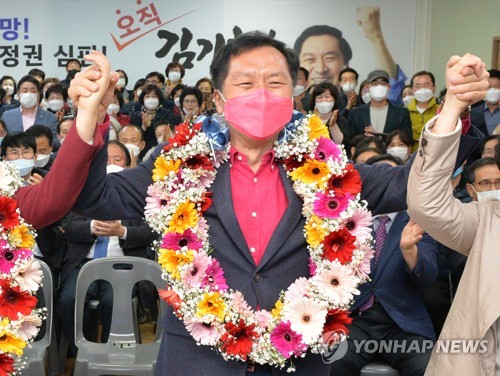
{"left": 14, "top": 42, "right": 481, "bottom": 376}
{"left": 347, "top": 70, "right": 412, "bottom": 143}
{"left": 470, "top": 69, "right": 499, "bottom": 137}
{"left": 330, "top": 212, "right": 437, "bottom": 376}
{"left": 2, "top": 75, "right": 60, "bottom": 149}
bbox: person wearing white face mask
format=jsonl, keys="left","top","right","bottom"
{"left": 179, "top": 86, "right": 202, "bottom": 123}
{"left": 338, "top": 67, "right": 360, "bottom": 120}
{"left": 347, "top": 70, "right": 412, "bottom": 145}
{"left": 0, "top": 75, "right": 19, "bottom": 106}
{"left": 0, "top": 132, "right": 44, "bottom": 185}
{"left": 107, "top": 89, "right": 131, "bottom": 128}
{"left": 25, "top": 124, "right": 57, "bottom": 172}
{"left": 386, "top": 130, "right": 412, "bottom": 163}
{"left": 464, "top": 158, "right": 500, "bottom": 203}
{"left": 407, "top": 71, "right": 439, "bottom": 151}
{"left": 117, "top": 125, "right": 145, "bottom": 167}
{"left": 44, "top": 84, "right": 71, "bottom": 122}
{"left": 164, "top": 61, "right": 185, "bottom": 98}
{"left": 401, "top": 85, "right": 414, "bottom": 107}
{"left": 470, "top": 69, "right": 500, "bottom": 137}
{"left": 309, "top": 82, "right": 346, "bottom": 144}
{"left": 2, "top": 75, "right": 60, "bottom": 150}
{"left": 115, "top": 69, "right": 133, "bottom": 103}
{"left": 293, "top": 67, "right": 311, "bottom": 115}
{"left": 130, "top": 84, "right": 180, "bottom": 160}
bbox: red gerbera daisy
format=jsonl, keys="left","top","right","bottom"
{"left": 327, "top": 164, "right": 362, "bottom": 196}
{"left": 322, "top": 228, "right": 356, "bottom": 264}
{"left": 220, "top": 319, "right": 259, "bottom": 360}
{"left": 281, "top": 154, "right": 308, "bottom": 171}
{"left": 0, "top": 353, "right": 14, "bottom": 376}
{"left": 0, "top": 197, "right": 19, "bottom": 230}
{"left": 0, "top": 279, "right": 37, "bottom": 320}
{"left": 164, "top": 121, "right": 202, "bottom": 151}
{"left": 322, "top": 309, "right": 352, "bottom": 338}
{"left": 199, "top": 192, "right": 213, "bottom": 212}
{"left": 158, "top": 287, "right": 183, "bottom": 316}
{"left": 183, "top": 154, "right": 215, "bottom": 171}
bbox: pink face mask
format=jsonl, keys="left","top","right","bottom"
{"left": 220, "top": 89, "right": 293, "bottom": 141}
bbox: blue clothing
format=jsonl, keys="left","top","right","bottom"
{"left": 388, "top": 65, "right": 407, "bottom": 106}
{"left": 351, "top": 211, "right": 438, "bottom": 341}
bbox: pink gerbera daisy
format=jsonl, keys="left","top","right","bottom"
{"left": 311, "top": 263, "right": 360, "bottom": 306}
{"left": 183, "top": 252, "right": 210, "bottom": 288}
{"left": 201, "top": 260, "right": 228, "bottom": 291}
{"left": 284, "top": 277, "right": 309, "bottom": 304}
{"left": 313, "top": 192, "right": 351, "bottom": 219}
{"left": 161, "top": 229, "right": 202, "bottom": 251}
{"left": 309, "top": 257, "right": 317, "bottom": 277}
{"left": 270, "top": 320, "right": 308, "bottom": 358}
{"left": 185, "top": 317, "right": 221, "bottom": 346}
{"left": 314, "top": 137, "right": 342, "bottom": 163}
{"left": 0, "top": 243, "right": 20, "bottom": 274}
{"left": 144, "top": 184, "right": 170, "bottom": 215}
{"left": 354, "top": 243, "right": 375, "bottom": 280}
{"left": 344, "top": 208, "right": 373, "bottom": 242}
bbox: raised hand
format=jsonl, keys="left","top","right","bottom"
{"left": 356, "top": 6, "right": 382, "bottom": 41}
{"left": 400, "top": 220, "right": 423, "bottom": 252}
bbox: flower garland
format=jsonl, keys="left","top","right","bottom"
{"left": 0, "top": 161, "right": 45, "bottom": 375}
{"left": 145, "top": 113, "right": 374, "bottom": 372}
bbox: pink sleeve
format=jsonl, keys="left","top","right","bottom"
{"left": 15, "top": 117, "right": 108, "bottom": 229}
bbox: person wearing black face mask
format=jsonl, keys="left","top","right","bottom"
{"left": 60, "top": 58, "right": 82, "bottom": 89}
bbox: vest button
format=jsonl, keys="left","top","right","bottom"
{"left": 253, "top": 274, "right": 262, "bottom": 282}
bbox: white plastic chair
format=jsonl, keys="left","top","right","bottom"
{"left": 16, "top": 259, "right": 56, "bottom": 376}
{"left": 362, "top": 361, "right": 400, "bottom": 375}
{"left": 73, "top": 257, "right": 166, "bottom": 376}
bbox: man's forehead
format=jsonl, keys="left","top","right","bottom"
{"left": 475, "top": 164, "right": 500, "bottom": 180}
{"left": 301, "top": 35, "right": 341, "bottom": 53}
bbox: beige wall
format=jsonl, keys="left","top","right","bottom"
{"left": 426, "top": 0, "right": 500, "bottom": 92}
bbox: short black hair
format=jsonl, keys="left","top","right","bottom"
{"left": 18, "top": 75, "right": 40, "bottom": 92}
{"left": 108, "top": 140, "right": 132, "bottom": 167}
{"left": 146, "top": 71, "right": 166, "bottom": 85}
{"left": 0, "top": 87, "right": 5, "bottom": 103}
{"left": 352, "top": 146, "right": 383, "bottom": 164}
{"left": 65, "top": 58, "right": 81, "bottom": 70}
{"left": 410, "top": 71, "right": 436, "bottom": 86}
{"left": 0, "top": 75, "right": 17, "bottom": 95}
{"left": 308, "top": 82, "right": 339, "bottom": 111}
{"left": 298, "top": 67, "right": 309, "bottom": 81}
{"left": 57, "top": 117, "right": 74, "bottom": 135}
{"left": 488, "top": 69, "right": 500, "bottom": 80}
{"left": 25, "top": 124, "right": 53, "bottom": 147}
{"left": 165, "top": 62, "right": 186, "bottom": 79}
{"left": 465, "top": 157, "right": 497, "bottom": 184}
{"left": 386, "top": 130, "right": 411, "bottom": 148}
{"left": 339, "top": 67, "right": 359, "bottom": 82}
{"left": 28, "top": 68, "right": 45, "bottom": 80}
{"left": 356, "top": 136, "right": 387, "bottom": 153}
{"left": 480, "top": 135, "right": 500, "bottom": 155}
{"left": 294, "top": 25, "right": 352, "bottom": 65}
{"left": 365, "top": 153, "right": 404, "bottom": 166}
{"left": 210, "top": 31, "right": 299, "bottom": 90}
{"left": 171, "top": 84, "right": 187, "bottom": 99}
{"left": 401, "top": 84, "right": 412, "bottom": 99}
{"left": 1, "top": 132, "right": 37, "bottom": 157}
{"left": 113, "top": 88, "right": 125, "bottom": 109}
{"left": 139, "top": 84, "right": 165, "bottom": 105}
{"left": 133, "top": 78, "right": 146, "bottom": 91}
{"left": 45, "top": 84, "right": 68, "bottom": 101}
{"left": 180, "top": 86, "right": 203, "bottom": 109}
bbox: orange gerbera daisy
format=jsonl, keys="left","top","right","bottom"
{"left": 158, "top": 249, "right": 194, "bottom": 280}
{"left": 8, "top": 225, "right": 35, "bottom": 249}
{"left": 168, "top": 201, "right": 199, "bottom": 233}
{"left": 308, "top": 114, "right": 331, "bottom": 141}
{"left": 289, "top": 159, "right": 330, "bottom": 188}
{"left": 152, "top": 156, "right": 181, "bottom": 182}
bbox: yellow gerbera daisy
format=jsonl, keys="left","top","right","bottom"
{"left": 196, "top": 292, "right": 226, "bottom": 320}
{"left": 168, "top": 201, "right": 199, "bottom": 233}
{"left": 158, "top": 249, "right": 194, "bottom": 280}
{"left": 289, "top": 159, "right": 329, "bottom": 188}
{"left": 308, "top": 114, "right": 331, "bottom": 141}
{"left": 271, "top": 300, "right": 283, "bottom": 318}
{"left": 0, "top": 331, "right": 26, "bottom": 356}
{"left": 305, "top": 215, "right": 326, "bottom": 247}
{"left": 152, "top": 156, "right": 181, "bottom": 181}
{"left": 8, "top": 224, "right": 35, "bottom": 248}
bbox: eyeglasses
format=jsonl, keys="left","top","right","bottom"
{"left": 473, "top": 179, "right": 500, "bottom": 189}
{"left": 6, "top": 149, "right": 34, "bottom": 157}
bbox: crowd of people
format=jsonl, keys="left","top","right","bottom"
{"left": 1, "top": 30, "right": 499, "bottom": 376}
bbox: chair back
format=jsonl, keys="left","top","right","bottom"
{"left": 74, "top": 257, "right": 166, "bottom": 346}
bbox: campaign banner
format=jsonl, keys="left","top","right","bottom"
{"left": 0, "top": 0, "right": 416, "bottom": 88}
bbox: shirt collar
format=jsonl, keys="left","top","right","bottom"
{"left": 229, "top": 146, "right": 277, "bottom": 169}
